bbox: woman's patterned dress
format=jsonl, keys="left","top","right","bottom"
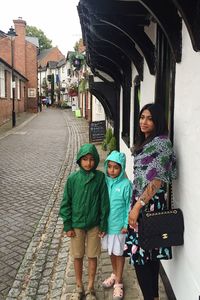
{"left": 124, "top": 135, "right": 177, "bottom": 265}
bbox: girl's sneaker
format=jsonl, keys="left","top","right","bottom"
{"left": 113, "top": 283, "right": 124, "bottom": 300}
{"left": 102, "top": 273, "right": 116, "bottom": 288}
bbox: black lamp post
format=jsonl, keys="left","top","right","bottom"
{"left": 7, "top": 26, "right": 17, "bottom": 127}
{"left": 38, "top": 65, "right": 42, "bottom": 112}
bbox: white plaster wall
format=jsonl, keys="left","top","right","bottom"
{"left": 92, "top": 96, "right": 105, "bottom": 121}
{"left": 140, "top": 67, "right": 155, "bottom": 107}
{"left": 94, "top": 71, "right": 114, "bottom": 82}
{"left": 119, "top": 84, "right": 134, "bottom": 181}
{"left": 120, "top": 138, "right": 134, "bottom": 181}
{"left": 162, "top": 22, "right": 200, "bottom": 299}
{"left": 141, "top": 22, "right": 156, "bottom": 106}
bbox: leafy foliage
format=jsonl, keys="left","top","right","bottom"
{"left": 74, "top": 38, "right": 84, "bottom": 52}
{"left": 68, "top": 51, "right": 85, "bottom": 68}
{"left": 26, "top": 25, "right": 52, "bottom": 50}
{"left": 102, "top": 128, "right": 117, "bottom": 153}
{"left": 108, "top": 136, "right": 117, "bottom": 153}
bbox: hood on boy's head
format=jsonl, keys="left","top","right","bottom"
{"left": 76, "top": 143, "right": 100, "bottom": 169}
{"left": 104, "top": 150, "right": 126, "bottom": 178}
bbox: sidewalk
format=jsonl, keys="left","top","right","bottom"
{"left": 0, "top": 111, "right": 37, "bottom": 139}
{"left": 0, "top": 109, "right": 168, "bottom": 300}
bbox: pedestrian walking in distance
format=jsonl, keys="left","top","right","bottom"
{"left": 59, "top": 143, "right": 110, "bottom": 300}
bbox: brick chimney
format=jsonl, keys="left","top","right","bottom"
{"left": 13, "top": 17, "right": 26, "bottom": 76}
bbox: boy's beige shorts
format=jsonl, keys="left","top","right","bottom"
{"left": 70, "top": 226, "right": 101, "bottom": 258}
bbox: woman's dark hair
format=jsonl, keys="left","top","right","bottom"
{"left": 134, "top": 103, "right": 168, "bottom": 154}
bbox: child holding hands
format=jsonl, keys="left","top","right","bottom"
{"left": 102, "top": 150, "right": 132, "bottom": 300}
{"left": 59, "top": 143, "right": 109, "bottom": 300}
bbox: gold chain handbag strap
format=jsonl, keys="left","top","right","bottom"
{"left": 167, "top": 183, "right": 174, "bottom": 210}
{"left": 146, "top": 209, "right": 178, "bottom": 217}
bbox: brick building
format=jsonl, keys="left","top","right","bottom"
{"left": 0, "top": 18, "right": 38, "bottom": 126}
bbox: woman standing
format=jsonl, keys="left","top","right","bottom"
{"left": 124, "top": 103, "right": 177, "bottom": 300}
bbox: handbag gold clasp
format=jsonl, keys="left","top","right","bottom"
{"left": 162, "top": 233, "right": 168, "bottom": 239}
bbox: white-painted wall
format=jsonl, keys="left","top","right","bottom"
{"left": 162, "top": 22, "right": 200, "bottom": 300}
{"left": 91, "top": 76, "right": 106, "bottom": 122}
{"left": 92, "top": 96, "right": 105, "bottom": 121}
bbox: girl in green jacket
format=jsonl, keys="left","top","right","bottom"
{"left": 102, "top": 150, "right": 132, "bottom": 299}
{"left": 59, "top": 143, "right": 109, "bottom": 300}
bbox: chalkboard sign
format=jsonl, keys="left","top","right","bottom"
{"left": 89, "top": 120, "right": 106, "bottom": 142}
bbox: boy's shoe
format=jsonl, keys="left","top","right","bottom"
{"left": 102, "top": 273, "right": 116, "bottom": 288}
{"left": 70, "top": 286, "right": 84, "bottom": 300}
{"left": 85, "top": 289, "right": 96, "bottom": 300}
{"left": 113, "top": 283, "right": 124, "bottom": 300}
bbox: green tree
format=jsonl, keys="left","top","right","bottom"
{"left": 26, "top": 25, "right": 52, "bottom": 50}
{"left": 73, "top": 38, "right": 83, "bottom": 52}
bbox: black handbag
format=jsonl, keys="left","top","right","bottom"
{"left": 138, "top": 208, "right": 184, "bottom": 250}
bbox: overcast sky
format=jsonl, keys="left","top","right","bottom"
{"left": 1, "top": 0, "right": 82, "bottom": 55}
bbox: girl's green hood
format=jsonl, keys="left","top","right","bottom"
{"left": 76, "top": 143, "right": 100, "bottom": 169}
{"left": 104, "top": 150, "right": 126, "bottom": 181}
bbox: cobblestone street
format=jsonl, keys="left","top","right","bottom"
{"left": 0, "top": 108, "right": 168, "bottom": 300}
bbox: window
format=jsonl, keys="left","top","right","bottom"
{"left": 16, "top": 78, "right": 20, "bottom": 99}
{"left": 0, "top": 66, "right": 6, "bottom": 98}
{"left": 5, "top": 71, "right": 7, "bottom": 98}
{"left": 10, "top": 74, "right": 15, "bottom": 99}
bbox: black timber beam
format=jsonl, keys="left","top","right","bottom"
{"left": 172, "top": 0, "right": 200, "bottom": 51}
{"left": 89, "top": 55, "right": 123, "bottom": 85}
{"left": 97, "top": 20, "right": 155, "bottom": 74}
{"left": 87, "top": 26, "right": 144, "bottom": 80}
{"left": 137, "top": 0, "right": 182, "bottom": 62}
{"left": 80, "top": 0, "right": 147, "bottom": 17}
{"left": 78, "top": 0, "right": 147, "bottom": 76}
{"left": 94, "top": 48, "right": 132, "bottom": 88}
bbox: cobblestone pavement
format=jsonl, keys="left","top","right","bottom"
{"left": 0, "top": 108, "right": 168, "bottom": 300}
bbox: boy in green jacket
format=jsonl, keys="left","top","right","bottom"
{"left": 59, "top": 143, "right": 109, "bottom": 300}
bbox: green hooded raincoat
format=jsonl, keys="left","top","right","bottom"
{"left": 59, "top": 143, "right": 109, "bottom": 232}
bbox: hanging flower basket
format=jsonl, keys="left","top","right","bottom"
{"left": 68, "top": 90, "right": 78, "bottom": 97}
{"left": 68, "top": 52, "right": 85, "bottom": 70}
{"left": 68, "top": 85, "right": 78, "bottom": 97}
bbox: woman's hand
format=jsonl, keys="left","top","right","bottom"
{"left": 99, "top": 231, "right": 106, "bottom": 238}
{"left": 128, "top": 203, "right": 141, "bottom": 228}
{"left": 65, "top": 230, "right": 75, "bottom": 237}
{"left": 121, "top": 228, "right": 128, "bottom": 234}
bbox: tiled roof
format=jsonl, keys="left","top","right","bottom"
{"left": 37, "top": 48, "right": 54, "bottom": 60}
{"left": 47, "top": 61, "right": 58, "bottom": 69}
{"left": 26, "top": 36, "right": 39, "bottom": 48}
{"left": 57, "top": 58, "right": 66, "bottom": 67}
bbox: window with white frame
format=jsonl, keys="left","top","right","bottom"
{"left": 0, "top": 66, "right": 6, "bottom": 98}
{"left": 16, "top": 78, "right": 20, "bottom": 99}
